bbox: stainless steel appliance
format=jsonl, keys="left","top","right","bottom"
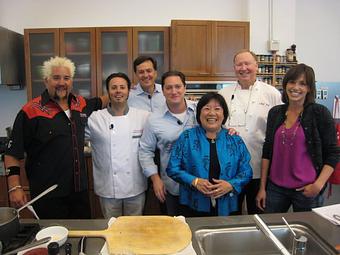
{"left": 185, "top": 81, "right": 235, "bottom": 99}
{"left": 0, "top": 27, "right": 24, "bottom": 88}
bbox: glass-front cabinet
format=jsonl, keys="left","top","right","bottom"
{"left": 96, "top": 27, "right": 169, "bottom": 94}
{"left": 60, "top": 28, "right": 96, "bottom": 98}
{"left": 25, "top": 26, "right": 169, "bottom": 99}
{"left": 133, "top": 27, "right": 169, "bottom": 85}
{"left": 96, "top": 28, "right": 133, "bottom": 95}
{"left": 25, "top": 29, "right": 59, "bottom": 100}
{"left": 25, "top": 28, "right": 96, "bottom": 100}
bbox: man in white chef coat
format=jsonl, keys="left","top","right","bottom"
{"left": 219, "top": 49, "right": 282, "bottom": 214}
{"left": 86, "top": 72, "right": 150, "bottom": 218}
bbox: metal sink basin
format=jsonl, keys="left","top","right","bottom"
{"left": 195, "top": 223, "right": 337, "bottom": 255}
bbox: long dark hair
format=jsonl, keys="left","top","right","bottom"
{"left": 282, "top": 63, "right": 316, "bottom": 105}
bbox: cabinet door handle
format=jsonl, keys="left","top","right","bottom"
{"left": 198, "top": 72, "right": 209, "bottom": 75}
{"left": 214, "top": 72, "right": 225, "bottom": 75}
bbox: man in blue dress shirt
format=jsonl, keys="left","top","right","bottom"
{"left": 128, "top": 56, "right": 165, "bottom": 112}
{"left": 139, "top": 70, "right": 197, "bottom": 216}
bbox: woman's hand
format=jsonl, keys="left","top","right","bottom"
{"left": 194, "top": 178, "right": 214, "bottom": 195}
{"left": 9, "top": 189, "right": 27, "bottom": 208}
{"left": 207, "top": 178, "right": 233, "bottom": 199}
{"left": 296, "top": 182, "right": 323, "bottom": 197}
{"left": 256, "top": 188, "right": 266, "bottom": 211}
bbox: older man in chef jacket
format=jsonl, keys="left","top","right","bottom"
{"left": 219, "top": 49, "right": 282, "bottom": 215}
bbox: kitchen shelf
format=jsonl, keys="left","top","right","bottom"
{"left": 256, "top": 53, "right": 297, "bottom": 87}
{"left": 66, "top": 52, "right": 91, "bottom": 56}
{"left": 101, "top": 51, "right": 129, "bottom": 55}
{"left": 139, "top": 51, "right": 165, "bottom": 55}
{"left": 31, "top": 53, "right": 55, "bottom": 57}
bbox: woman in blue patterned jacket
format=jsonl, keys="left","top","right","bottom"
{"left": 166, "top": 92, "right": 252, "bottom": 216}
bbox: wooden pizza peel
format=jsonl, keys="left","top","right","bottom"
{"left": 68, "top": 216, "right": 192, "bottom": 255}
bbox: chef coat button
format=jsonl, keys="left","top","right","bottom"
{"left": 68, "top": 123, "right": 71, "bottom": 126}
{"left": 127, "top": 172, "right": 130, "bottom": 174}
{"left": 75, "top": 160, "right": 78, "bottom": 163}
{"left": 49, "top": 131, "right": 52, "bottom": 135}
{"left": 114, "top": 172, "right": 117, "bottom": 175}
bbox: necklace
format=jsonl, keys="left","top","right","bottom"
{"left": 228, "top": 83, "right": 254, "bottom": 127}
{"left": 281, "top": 120, "right": 300, "bottom": 146}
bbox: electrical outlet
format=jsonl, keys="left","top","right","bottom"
{"left": 268, "top": 40, "right": 280, "bottom": 51}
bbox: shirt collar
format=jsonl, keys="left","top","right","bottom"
{"left": 106, "top": 103, "right": 129, "bottom": 116}
{"left": 41, "top": 89, "right": 77, "bottom": 106}
{"left": 134, "top": 83, "right": 162, "bottom": 95}
{"left": 236, "top": 80, "right": 259, "bottom": 90}
{"left": 197, "top": 125, "right": 225, "bottom": 140}
{"left": 161, "top": 99, "right": 196, "bottom": 116}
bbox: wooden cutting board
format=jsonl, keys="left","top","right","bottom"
{"left": 68, "top": 216, "right": 192, "bottom": 255}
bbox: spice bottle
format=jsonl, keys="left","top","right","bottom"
{"left": 47, "top": 242, "right": 60, "bottom": 255}
{"left": 65, "top": 242, "right": 72, "bottom": 255}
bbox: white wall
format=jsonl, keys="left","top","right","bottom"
{"left": 0, "top": 0, "right": 296, "bottom": 53}
{"left": 2, "top": 0, "right": 339, "bottom": 82}
{"left": 0, "top": 0, "right": 247, "bottom": 31}
{"left": 296, "top": 0, "right": 340, "bottom": 82}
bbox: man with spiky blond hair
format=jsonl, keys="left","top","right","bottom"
{"left": 5, "top": 56, "right": 108, "bottom": 219}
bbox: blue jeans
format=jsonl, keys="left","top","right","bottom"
{"left": 265, "top": 180, "right": 324, "bottom": 213}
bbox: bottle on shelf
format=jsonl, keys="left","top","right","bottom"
{"left": 256, "top": 52, "right": 297, "bottom": 87}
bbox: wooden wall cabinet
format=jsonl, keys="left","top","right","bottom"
{"left": 25, "top": 28, "right": 97, "bottom": 100}
{"left": 96, "top": 27, "right": 169, "bottom": 95}
{"left": 25, "top": 26, "right": 169, "bottom": 99}
{"left": 133, "top": 27, "right": 169, "bottom": 86}
{"left": 171, "top": 20, "right": 249, "bottom": 81}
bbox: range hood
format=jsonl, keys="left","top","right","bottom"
{"left": 0, "top": 27, "right": 25, "bottom": 88}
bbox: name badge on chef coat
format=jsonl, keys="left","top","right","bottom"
{"left": 132, "top": 129, "right": 143, "bottom": 138}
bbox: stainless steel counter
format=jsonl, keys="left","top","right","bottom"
{"left": 21, "top": 211, "right": 340, "bottom": 255}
